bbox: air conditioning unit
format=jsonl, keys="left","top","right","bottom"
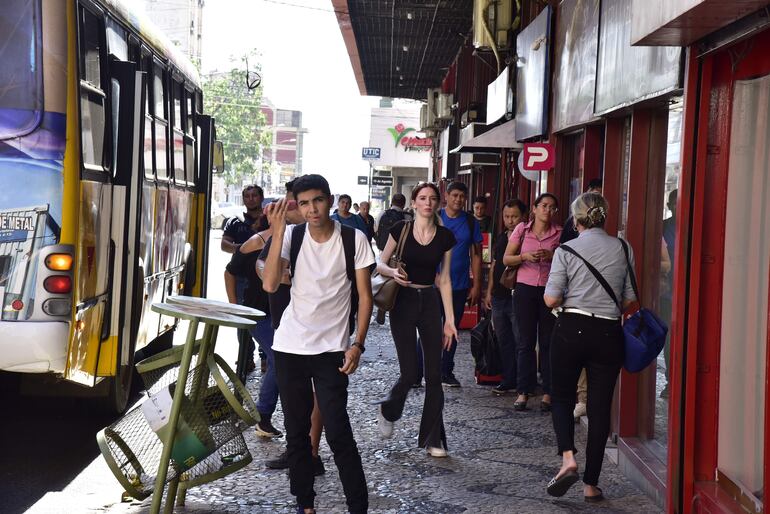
{"left": 458, "top": 122, "right": 498, "bottom": 169}
{"left": 436, "top": 93, "right": 453, "bottom": 120}
{"left": 473, "top": 0, "right": 516, "bottom": 50}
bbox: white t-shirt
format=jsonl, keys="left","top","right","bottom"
{"left": 272, "top": 221, "right": 375, "bottom": 355}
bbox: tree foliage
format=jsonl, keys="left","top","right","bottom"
{"left": 203, "top": 52, "right": 271, "bottom": 186}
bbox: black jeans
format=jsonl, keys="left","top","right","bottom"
{"left": 550, "top": 312, "right": 623, "bottom": 486}
{"left": 274, "top": 350, "right": 368, "bottom": 513}
{"left": 416, "top": 288, "right": 467, "bottom": 381}
{"left": 513, "top": 283, "right": 556, "bottom": 394}
{"left": 381, "top": 287, "right": 446, "bottom": 449}
{"left": 491, "top": 294, "right": 517, "bottom": 389}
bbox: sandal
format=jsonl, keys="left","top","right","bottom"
{"left": 546, "top": 469, "right": 579, "bottom": 497}
{"left": 513, "top": 394, "right": 529, "bottom": 411}
{"left": 541, "top": 400, "right": 552, "bottom": 412}
{"left": 584, "top": 486, "right": 604, "bottom": 503}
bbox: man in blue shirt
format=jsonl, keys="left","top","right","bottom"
{"left": 331, "top": 194, "right": 369, "bottom": 235}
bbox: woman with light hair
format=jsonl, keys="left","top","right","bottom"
{"left": 542, "top": 192, "right": 637, "bottom": 502}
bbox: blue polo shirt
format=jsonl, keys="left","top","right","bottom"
{"left": 331, "top": 212, "right": 369, "bottom": 234}
{"left": 440, "top": 209, "right": 482, "bottom": 291}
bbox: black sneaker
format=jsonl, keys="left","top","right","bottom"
{"left": 265, "top": 450, "right": 288, "bottom": 469}
{"left": 442, "top": 374, "right": 461, "bottom": 388}
{"left": 256, "top": 417, "right": 283, "bottom": 438}
{"left": 492, "top": 385, "right": 516, "bottom": 396}
{"left": 313, "top": 455, "right": 325, "bottom": 476}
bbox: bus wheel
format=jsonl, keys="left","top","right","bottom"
{"left": 104, "top": 352, "right": 136, "bottom": 414}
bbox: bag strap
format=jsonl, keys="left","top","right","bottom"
{"left": 289, "top": 223, "right": 306, "bottom": 278}
{"left": 394, "top": 221, "right": 411, "bottom": 260}
{"left": 559, "top": 243, "right": 622, "bottom": 312}
{"left": 617, "top": 239, "right": 640, "bottom": 302}
{"left": 340, "top": 224, "right": 356, "bottom": 283}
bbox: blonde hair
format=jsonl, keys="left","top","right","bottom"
{"left": 571, "top": 192, "right": 609, "bottom": 229}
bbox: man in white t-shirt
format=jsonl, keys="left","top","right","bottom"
{"left": 263, "top": 174, "right": 374, "bottom": 514}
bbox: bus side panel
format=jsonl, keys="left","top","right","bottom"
{"left": 135, "top": 181, "right": 158, "bottom": 349}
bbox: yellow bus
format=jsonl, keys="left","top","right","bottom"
{"left": 0, "top": 0, "right": 223, "bottom": 412}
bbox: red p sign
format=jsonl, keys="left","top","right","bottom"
{"left": 522, "top": 143, "right": 555, "bottom": 171}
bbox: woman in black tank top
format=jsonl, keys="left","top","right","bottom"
{"left": 375, "top": 182, "right": 457, "bottom": 457}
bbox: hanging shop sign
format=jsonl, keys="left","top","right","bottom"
{"left": 523, "top": 143, "right": 555, "bottom": 170}
{"left": 595, "top": 0, "right": 681, "bottom": 115}
{"left": 515, "top": 5, "right": 553, "bottom": 141}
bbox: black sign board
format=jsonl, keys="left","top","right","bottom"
{"left": 357, "top": 176, "right": 369, "bottom": 185}
{"left": 371, "top": 176, "right": 393, "bottom": 186}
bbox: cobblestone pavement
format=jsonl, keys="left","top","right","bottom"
{"left": 105, "top": 318, "right": 661, "bottom": 514}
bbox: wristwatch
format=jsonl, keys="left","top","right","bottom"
{"left": 351, "top": 342, "right": 365, "bottom": 353}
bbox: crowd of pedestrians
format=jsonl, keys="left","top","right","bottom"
{"left": 219, "top": 175, "right": 637, "bottom": 513}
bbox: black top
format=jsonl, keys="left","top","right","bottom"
{"left": 258, "top": 238, "right": 291, "bottom": 329}
{"left": 388, "top": 220, "right": 456, "bottom": 286}
{"left": 223, "top": 213, "right": 268, "bottom": 244}
{"left": 560, "top": 216, "right": 578, "bottom": 244}
{"left": 225, "top": 246, "right": 270, "bottom": 314}
{"left": 360, "top": 213, "right": 375, "bottom": 241}
{"left": 476, "top": 215, "right": 493, "bottom": 233}
{"left": 491, "top": 230, "right": 512, "bottom": 298}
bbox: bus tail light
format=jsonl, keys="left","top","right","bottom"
{"left": 45, "top": 253, "right": 73, "bottom": 271}
{"left": 42, "top": 298, "right": 71, "bottom": 316}
{"left": 11, "top": 299, "right": 24, "bottom": 311}
{"left": 44, "top": 276, "right": 72, "bottom": 294}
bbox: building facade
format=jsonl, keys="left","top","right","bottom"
{"left": 335, "top": 0, "right": 770, "bottom": 512}
{"left": 259, "top": 98, "right": 305, "bottom": 198}
{"left": 140, "top": 0, "right": 204, "bottom": 65}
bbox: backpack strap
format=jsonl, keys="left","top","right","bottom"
{"left": 289, "top": 223, "right": 306, "bottom": 278}
{"left": 340, "top": 224, "right": 356, "bottom": 283}
{"left": 559, "top": 243, "right": 622, "bottom": 313}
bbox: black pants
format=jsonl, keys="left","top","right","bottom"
{"left": 550, "top": 312, "right": 623, "bottom": 486}
{"left": 274, "top": 350, "right": 368, "bottom": 513}
{"left": 381, "top": 287, "right": 446, "bottom": 449}
{"left": 513, "top": 283, "right": 556, "bottom": 394}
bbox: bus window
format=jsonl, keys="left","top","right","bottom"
{"left": 155, "top": 119, "right": 168, "bottom": 180}
{"left": 173, "top": 81, "right": 183, "bottom": 131}
{"left": 153, "top": 63, "right": 166, "bottom": 120}
{"left": 79, "top": 7, "right": 106, "bottom": 172}
{"left": 186, "top": 92, "right": 195, "bottom": 136}
{"left": 106, "top": 18, "right": 127, "bottom": 61}
{"left": 0, "top": 0, "right": 42, "bottom": 140}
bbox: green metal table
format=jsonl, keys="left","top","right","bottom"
{"left": 146, "top": 298, "right": 264, "bottom": 514}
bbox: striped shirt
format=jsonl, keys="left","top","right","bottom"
{"left": 545, "top": 228, "right": 637, "bottom": 318}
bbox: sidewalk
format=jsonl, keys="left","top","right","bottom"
{"left": 106, "top": 319, "right": 661, "bottom": 514}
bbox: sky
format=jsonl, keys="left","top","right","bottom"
{"left": 201, "top": 0, "right": 380, "bottom": 199}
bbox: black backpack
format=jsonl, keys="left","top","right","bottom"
{"left": 289, "top": 223, "right": 358, "bottom": 336}
{"left": 470, "top": 317, "right": 503, "bottom": 385}
{"left": 375, "top": 208, "right": 408, "bottom": 250}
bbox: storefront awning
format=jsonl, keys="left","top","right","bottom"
{"left": 450, "top": 119, "right": 522, "bottom": 154}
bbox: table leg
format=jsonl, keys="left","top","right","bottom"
{"left": 149, "top": 319, "right": 199, "bottom": 514}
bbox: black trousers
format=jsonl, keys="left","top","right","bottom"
{"left": 513, "top": 283, "right": 556, "bottom": 394}
{"left": 274, "top": 350, "right": 368, "bottom": 513}
{"left": 550, "top": 312, "right": 623, "bottom": 486}
{"left": 381, "top": 287, "right": 446, "bottom": 449}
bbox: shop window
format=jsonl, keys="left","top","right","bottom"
{"left": 617, "top": 117, "right": 632, "bottom": 238}
{"left": 717, "top": 77, "right": 770, "bottom": 500}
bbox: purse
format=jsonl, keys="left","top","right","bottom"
{"left": 560, "top": 240, "right": 668, "bottom": 373}
{"left": 499, "top": 229, "right": 525, "bottom": 289}
{"left": 371, "top": 222, "right": 411, "bottom": 311}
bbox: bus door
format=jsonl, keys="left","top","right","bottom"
{"left": 65, "top": 59, "right": 145, "bottom": 403}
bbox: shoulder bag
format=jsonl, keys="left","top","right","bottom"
{"left": 499, "top": 228, "right": 525, "bottom": 290}
{"left": 560, "top": 240, "right": 668, "bottom": 373}
{"left": 371, "top": 222, "right": 411, "bottom": 311}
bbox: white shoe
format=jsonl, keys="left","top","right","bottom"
{"left": 573, "top": 402, "right": 587, "bottom": 420}
{"left": 377, "top": 406, "right": 394, "bottom": 439}
{"left": 427, "top": 446, "right": 448, "bottom": 458}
